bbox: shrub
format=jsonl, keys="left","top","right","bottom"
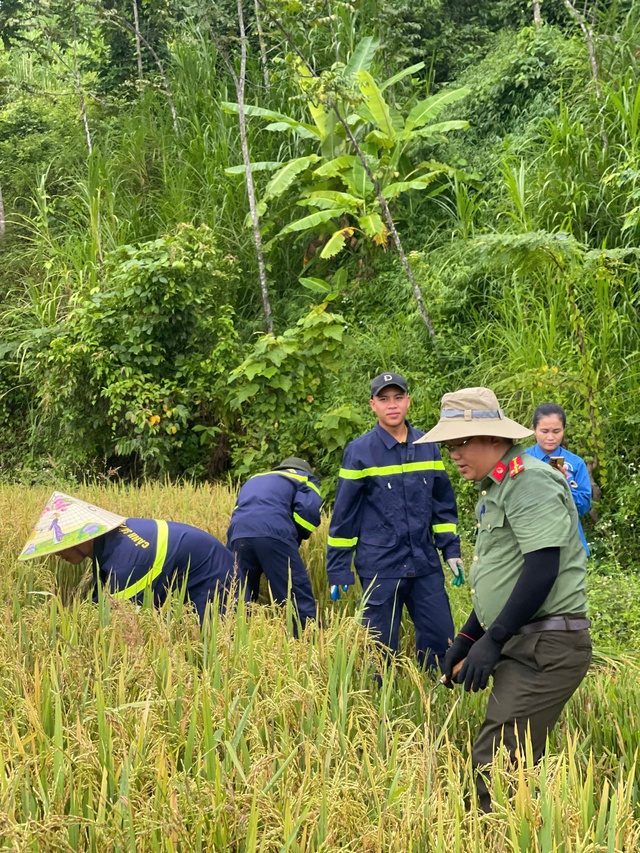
{"left": 34, "top": 224, "right": 240, "bottom": 477}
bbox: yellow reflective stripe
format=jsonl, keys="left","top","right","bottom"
{"left": 402, "top": 461, "right": 444, "bottom": 473}
{"left": 293, "top": 512, "right": 317, "bottom": 533}
{"left": 339, "top": 461, "right": 445, "bottom": 480}
{"left": 327, "top": 535, "right": 358, "bottom": 548}
{"left": 253, "top": 470, "right": 321, "bottom": 496}
{"left": 112, "top": 520, "right": 169, "bottom": 600}
{"left": 432, "top": 523, "right": 457, "bottom": 534}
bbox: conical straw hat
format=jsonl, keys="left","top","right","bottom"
{"left": 19, "top": 491, "right": 126, "bottom": 561}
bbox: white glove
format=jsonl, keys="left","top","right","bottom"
{"left": 446, "top": 558, "right": 466, "bottom": 587}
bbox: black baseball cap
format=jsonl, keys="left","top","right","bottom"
{"left": 370, "top": 372, "right": 409, "bottom": 398}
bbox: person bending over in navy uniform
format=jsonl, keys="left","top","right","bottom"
{"left": 59, "top": 519, "right": 236, "bottom": 623}
{"left": 327, "top": 373, "right": 463, "bottom": 670}
{"left": 227, "top": 457, "right": 322, "bottom": 632}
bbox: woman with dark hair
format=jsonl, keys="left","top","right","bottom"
{"left": 525, "top": 403, "right": 592, "bottom": 554}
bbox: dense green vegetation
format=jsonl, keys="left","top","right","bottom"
{"left": 2, "top": 1, "right": 639, "bottom": 563}
{"left": 1, "top": 0, "right": 638, "bottom": 549}
{"left": 1, "top": 483, "right": 639, "bottom": 850}
{"left": 1, "top": 3, "right": 639, "bottom": 841}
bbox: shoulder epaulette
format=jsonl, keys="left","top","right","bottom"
{"left": 492, "top": 461, "right": 507, "bottom": 482}
{"left": 509, "top": 456, "right": 525, "bottom": 478}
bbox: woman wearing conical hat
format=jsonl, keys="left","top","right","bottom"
{"left": 20, "top": 492, "right": 236, "bottom": 623}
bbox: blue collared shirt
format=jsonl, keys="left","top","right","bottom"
{"left": 525, "top": 443, "right": 592, "bottom": 554}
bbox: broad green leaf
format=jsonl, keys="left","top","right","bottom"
{"left": 382, "top": 174, "right": 440, "bottom": 200}
{"left": 278, "top": 209, "right": 347, "bottom": 235}
{"left": 297, "top": 197, "right": 346, "bottom": 211}
{"left": 411, "top": 120, "right": 470, "bottom": 138}
{"left": 263, "top": 155, "right": 321, "bottom": 201}
{"left": 270, "top": 374, "right": 292, "bottom": 391}
{"left": 347, "top": 157, "right": 375, "bottom": 198}
{"left": 405, "top": 87, "right": 470, "bottom": 131}
{"left": 345, "top": 37, "right": 380, "bottom": 75}
{"left": 365, "top": 129, "right": 395, "bottom": 149}
{"left": 414, "top": 159, "right": 455, "bottom": 173}
{"left": 231, "top": 382, "right": 259, "bottom": 404}
{"left": 358, "top": 212, "right": 385, "bottom": 239}
{"left": 225, "top": 161, "right": 282, "bottom": 176}
{"left": 221, "top": 102, "right": 321, "bottom": 138}
{"left": 332, "top": 267, "right": 349, "bottom": 290}
{"left": 320, "top": 228, "right": 353, "bottom": 259}
{"left": 358, "top": 70, "right": 395, "bottom": 140}
{"left": 299, "top": 277, "right": 331, "bottom": 294}
{"left": 314, "top": 155, "right": 356, "bottom": 177}
{"left": 264, "top": 121, "right": 318, "bottom": 140}
{"left": 380, "top": 62, "right": 426, "bottom": 91}
{"left": 303, "top": 190, "right": 361, "bottom": 208}
{"left": 308, "top": 100, "right": 328, "bottom": 138}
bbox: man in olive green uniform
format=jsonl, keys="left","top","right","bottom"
{"left": 418, "top": 387, "right": 591, "bottom": 812}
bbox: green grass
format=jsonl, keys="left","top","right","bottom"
{"left": 0, "top": 483, "right": 638, "bottom": 850}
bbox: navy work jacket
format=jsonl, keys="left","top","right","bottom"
{"left": 327, "top": 422, "right": 460, "bottom": 585}
{"left": 226, "top": 466, "right": 322, "bottom": 546}
{"left": 92, "top": 519, "right": 235, "bottom": 623}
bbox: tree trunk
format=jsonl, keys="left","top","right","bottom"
{"left": 333, "top": 106, "right": 436, "bottom": 337}
{"left": 562, "top": 0, "right": 602, "bottom": 100}
{"left": 86, "top": 2, "right": 179, "bottom": 132}
{"left": 532, "top": 0, "right": 542, "bottom": 28}
{"left": 73, "top": 33, "right": 92, "bottom": 154}
{"left": 254, "top": 0, "right": 270, "bottom": 92}
{"left": 132, "top": 0, "right": 144, "bottom": 79}
{"left": 0, "top": 182, "right": 5, "bottom": 238}
{"left": 235, "top": 0, "right": 274, "bottom": 333}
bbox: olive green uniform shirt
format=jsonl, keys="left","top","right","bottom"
{"left": 469, "top": 444, "right": 587, "bottom": 629}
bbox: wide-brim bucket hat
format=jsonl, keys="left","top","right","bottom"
{"left": 415, "top": 387, "right": 533, "bottom": 444}
{"left": 19, "top": 491, "right": 126, "bottom": 561}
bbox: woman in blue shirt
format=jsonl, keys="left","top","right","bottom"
{"left": 525, "top": 403, "right": 592, "bottom": 554}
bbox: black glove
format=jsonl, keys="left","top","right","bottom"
{"left": 442, "top": 633, "right": 475, "bottom": 688}
{"left": 455, "top": 632, "right": 503, "bottom": 692}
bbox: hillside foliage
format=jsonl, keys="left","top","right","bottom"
{"left": 0, "top": 0, "right": 639, "bottom": 566}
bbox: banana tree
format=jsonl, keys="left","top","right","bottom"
{"left": 223, "top": 41, "right": 469, "bottom": 261}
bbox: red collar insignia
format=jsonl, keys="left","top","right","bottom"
{"left": 509, "top": 456, "right": 525, "bottom": 478}
{"left": 492, "top": 462, "right": 507, "bottom": 482}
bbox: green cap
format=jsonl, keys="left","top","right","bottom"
{"left": 274, "top": 457, "right": 314, "bottom": 476}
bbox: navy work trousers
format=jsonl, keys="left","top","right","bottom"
{"left": 361, "top": 573, "right": 454, "bottom": 670}
{"left": 230, "top": 536, "right": 317, "bottom": 631}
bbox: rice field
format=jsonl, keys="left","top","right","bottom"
{"left": 0, "top": 484, "right": 638, "bottom": 851}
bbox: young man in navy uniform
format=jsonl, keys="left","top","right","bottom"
{"left": 327, "top": 373, "right": 463, "bottom": 670}
{"left": 227, "top": 457, "right": 322, "bottom": 631}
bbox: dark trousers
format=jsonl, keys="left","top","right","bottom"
{"left": 360, "top": 574, "right": 455, "bottom": 670}
{"left": 230, "top": 537, "right": 317, "bottom": 630}
{"left": 472, "top": 628, "right": 592, "bottom": 812}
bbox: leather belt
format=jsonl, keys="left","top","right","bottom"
{"left": 517, "top": 615, "right": 591, "bottom": 635}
